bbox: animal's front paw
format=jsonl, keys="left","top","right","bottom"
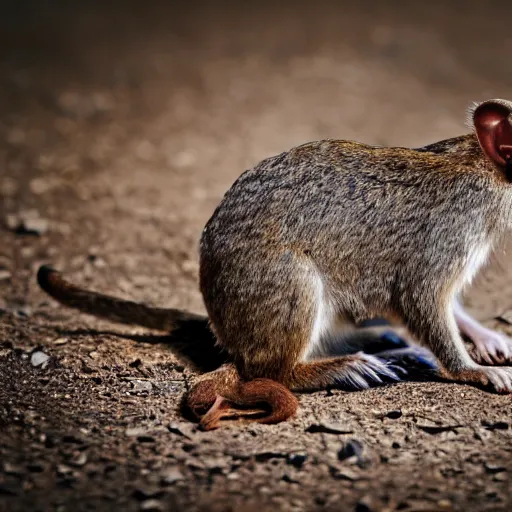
{"left": 481, "top": 366, "right": 512, "bottom": 393}
{"left": 470, "top": 329, "right": 512, "bottom": 365}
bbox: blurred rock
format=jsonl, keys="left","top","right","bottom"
{"left": 3, "top": 462, "right": 25, "bottom": 476}
{"left": 31, "top": 351, "right": 50, "bottom": 369}
{"left": 160, "top": 466, "right": 184, "bottom": 485}
{"left": 0, "top": 270, "right": 12, "bottom": 281}
{"left": 131, "top": 380, "right": 153, "bottom": 393}
{"left": 53, "top": 338, "right": 69, "bottom": 346}
{"left": 126, "top": 427, "right": 151, "bottom": 438}
{"left": 5, "top": 210, "right": 49, "bottom": 235}
{"left": 140, "top": 499, "right": 163, "bottom": 512}
{"left": 306, "top": 421, "right": 354, "bottom": 435}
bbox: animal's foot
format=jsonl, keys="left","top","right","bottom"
{"left": 449, "top": 366, "right": 512, "bottom": 394}
{"left": 337, "top": 353, "right": 405, "bottom": 390}
{"left": 481, "top": 366, "right": 512, "bottom": 393}
{"left": 378, "top": 331, "right": 410, "bottom": 350}
{"left": 469, "top": 328, "right": 512, "bottom": 365}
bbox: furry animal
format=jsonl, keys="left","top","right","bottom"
{"left": 38, "top": 99, "right": 512, "bottom": 429}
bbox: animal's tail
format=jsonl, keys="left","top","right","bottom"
{"left": 186, "top": 364, "right": 299, "bottom": 430}
{"left": 37, "top": 265, "right": 227, "bottom": 371}
{"left": 37, "top": 265, "right": 205, "bottom": 330}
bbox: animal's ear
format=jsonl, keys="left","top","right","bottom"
{"left": 473, "top": 100, "right": 512, "bottom": 167}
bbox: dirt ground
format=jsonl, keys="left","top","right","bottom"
{"left": 1, "top": 1, "right": 512, "bottom": 511}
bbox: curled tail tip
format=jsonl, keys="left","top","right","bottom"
{"left": 37, "top": 264, "right": 60, "bottom": 291}
{"left": 187, "top": 376, "right": 299, "bottom": 430}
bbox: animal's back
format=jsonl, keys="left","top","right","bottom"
{"left": 201, "top": 136, "right": 493, "bottom": 267}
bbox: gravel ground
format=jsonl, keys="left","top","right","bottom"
{"left": 1, "top": 1, "right": 512, "bottom": 511}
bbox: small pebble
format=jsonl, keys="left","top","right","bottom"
{"left": 338, "top": 439, "right": 365, "bottom": 464}
{"left": 3, "top": 463, "right": 24, "bottom": 476}
{"left": 5, "top": 211, "right": 49, "bottom": 235}
{"left": 484, "top": 462, "right": 506, "bottom": 474}
{"left": 31, "top": 351, "right": 50, "bottom": 369}
{"left": 23, "top": 218, "right": 49, "bottom": 235}
{"left": 305, "top": 421, "right": 354, "bottom": 435}
{"left": 331, "top": 467, "right": 360, "bottom": 481}
{"left": 126, "top": 427, "right": 150, "bottom": 437}
{"left": 132, "top": 380, "right": 153, "bottom": 393}
{"left": 0, "top": 270, "right": 11, "bottom": 281}
{"left": 56, "top": 464, "right": 73, "bottom": 477}
{"left": 287, "top": 453, "right": 307, "bottom": 469}
{"left": 70, "top": 453, "right": 88, "bottom": 467}
{"left": 160, "top": 466, "right": 184, "bottom": 485}
{"left": 140, "top": 499, "right": 163, "bottom": 512}
{"left": 168, "top": 422, "right": 194, "bottom": 439}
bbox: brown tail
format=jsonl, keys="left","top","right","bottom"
{"left": 37, "top": 265, "right": 205, "bottom": 330}
{"left": 37, "top": 265, "right": 228, "bottom": 371}
{"left": 186, "top": 365, "right": 299, "bottom": 430}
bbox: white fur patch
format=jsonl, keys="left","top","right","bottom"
{"left": 461, "top": 243, "right": 491, "bottom": 289}
{"left": 335, "top": 353, "right": 400, "bottom": 389}
{"left": 303, "top": 271, "right": 338, "bottom": 360}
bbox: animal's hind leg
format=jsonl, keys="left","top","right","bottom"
{"left": 190, "top": 254, "right": 329, "bottom": 429}
{"left": 290, "top": 353, "right": 403, "bottom": 392}
{"left": 316, "top": 317, "right": 438, "bottom": 380}
{"left": 186, "top": 353, "right": 406, "bottom": 430}
{"left": 193, "top": 253, "right": 410, "bottom": 429}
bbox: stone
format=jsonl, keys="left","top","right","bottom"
{"left": 305, "top": 421, "right": 354, "bottom": 435}
{"left": 160, "top": 466, "right": 184, "bottom": 485}
{"left": 31, "top": 351, "right": 50, "bottom": 369}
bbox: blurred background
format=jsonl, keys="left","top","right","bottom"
{"left": 2, "top": 0, "right": 512, "bottom": 315}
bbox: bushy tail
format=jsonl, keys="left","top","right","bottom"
{"left": 37, "top": 265, "right": 227, "bottom": 371}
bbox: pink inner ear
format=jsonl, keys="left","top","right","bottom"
{"left": 474, "top": 102, "right": 512, "bottom": 167}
